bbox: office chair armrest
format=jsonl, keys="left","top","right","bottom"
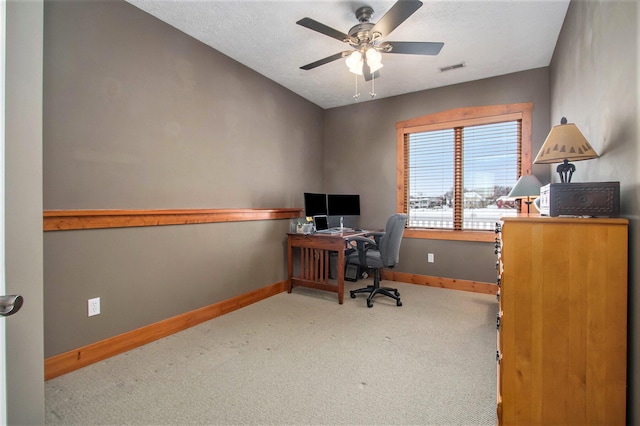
{"left": 346, "top": 236, "right": 377, "bottom": 267}
{"left": 365, "top": 231, "right": 385, "bottom": 246}
{"left": 345, "top": 236, "right": 378, "bottom": 248}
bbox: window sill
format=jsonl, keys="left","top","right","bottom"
{"left": 404, "top": 228, "right": 495, "bottom": 242}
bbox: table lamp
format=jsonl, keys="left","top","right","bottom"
{"left": 533, "top": 117, "right": 599, "bottom": 182}
{"left": 508, "top": 175, "right": 542, "bottom": 214}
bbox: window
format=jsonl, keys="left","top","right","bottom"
{"left": 396, "top": 104, "right": 533, "bottom": 241}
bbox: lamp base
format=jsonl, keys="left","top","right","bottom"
{"left": 557, "top": 159, "right": 576, "bottom": 183}
{"left": 523, "top": 199, "right": 533, "bottom": 215}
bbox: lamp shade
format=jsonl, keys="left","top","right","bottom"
{"left": 508, "top": 175, "right": 543, "bottom": 198}
{"left": 534, "top": 117, "right": 598, "bottom": 164}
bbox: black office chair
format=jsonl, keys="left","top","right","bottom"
{"left": 346, "top": 213, "right": 407, "bottom": 308}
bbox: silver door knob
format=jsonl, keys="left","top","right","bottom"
{"left": 0, "top": 295, "right": 23, "bottom": 317}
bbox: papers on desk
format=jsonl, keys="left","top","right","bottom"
{"left": 315, "top": 230, "right": 341, "bottom": 235}
{"left": 315, "top": 227, "right": 353, "bottom": 235}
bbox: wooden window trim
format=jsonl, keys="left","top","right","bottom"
{"left": 403, "top": 228, "right": 496, "bottom": 242}
{"left": 396, "top": 103, "right": 533, "bottom": 242}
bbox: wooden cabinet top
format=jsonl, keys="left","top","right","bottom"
{"left": 500, "top": 214, "right": 628, "bottom": 226}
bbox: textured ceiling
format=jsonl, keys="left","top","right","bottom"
{"left": 125, "top": 0, "right": 570, "bottom": 109}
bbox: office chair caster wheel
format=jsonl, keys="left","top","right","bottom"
{"left": 394, "top": 290, "right": 400, "bottom": 297}
{"left": 367, "top": 299, "right": 373, "bottom": 308}
{"left": 350, "top": 292, "right": 356, "bottom": 299}
{"left": 397, "top": 300, "right": 403, "bottom": 307}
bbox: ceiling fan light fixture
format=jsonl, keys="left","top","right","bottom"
{"left": 365, "top": 47, "right": 382, "bottom": 64}
{"left": 345, "top": 51, "right": 364, "bottom": 75}
{"left": 369, "top": 61, "right": 383, "bottom": 73}
{"left": 365, "top": 47, "right": 384, "bottom": 72}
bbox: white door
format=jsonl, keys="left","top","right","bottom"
{"left": 3, "top": 0, "right": 45, "bottom": 423}
{"left": 1, "top": 0, "right": 8, "bottom": 421}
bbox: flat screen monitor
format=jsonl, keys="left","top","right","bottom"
{"left": 304, "top": 192, "right": 327, "bottom": 217}
{"left": 327, "top": 194, "right": 360, "bottom": 216}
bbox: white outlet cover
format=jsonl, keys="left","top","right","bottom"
{"left": 428, "top": 253, "right": 435, "bottom": 263}
{"left": 88, "top": 297, "right": 100, "bottom": 316}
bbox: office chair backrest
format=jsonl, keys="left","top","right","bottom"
{"left": 379, "top": 213, "right": 407, "bottom": 268}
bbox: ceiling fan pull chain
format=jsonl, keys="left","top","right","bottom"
{"left": 369, "top": 73, "right": 376, "bottom": 98}
{"left": 353, "top": 73, "right": 360, "bottom": 101}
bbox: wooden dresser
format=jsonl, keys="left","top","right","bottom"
{"left": 495, "top": 216, "right": 628, "bottom": 425}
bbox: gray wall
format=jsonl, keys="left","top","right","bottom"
{"left": 43, "top": 0, "right": 323, "bottom": 356}
{"left": 44, "top": 0, "right": 323, "bottom": 209}
{"left": 5, "top": 0, "right": 45, "bottom": 423}
{"left": 547, "top": 1, "right": 639, "bottom": 422}
{"left": 323, "top": 68, "right": 552, "bottom": 284}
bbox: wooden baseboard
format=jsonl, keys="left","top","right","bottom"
{"left": 381, "top": 270, "right": 497, "bottom": 295}
{"left": 45, "top": 274, "right": 495, "bottom": 380}
{"left": 44, "top": 281, "right": 287, "bottom": 380}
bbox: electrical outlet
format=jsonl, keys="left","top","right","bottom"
{"left": 88, "top": 297, "right": 100, "bottom": 317}
{"left": 428, "top": 253, "right": 435, "bottom": 263}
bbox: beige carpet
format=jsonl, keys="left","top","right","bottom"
{"left": 45, "top": 281, "right": 498, "bottom": 425}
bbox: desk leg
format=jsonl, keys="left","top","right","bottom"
{"left": 287, "top": 237, "right": 293, "bottom": 294}
{"left": 337, "top": 248, "right": 344, "bottom": 304}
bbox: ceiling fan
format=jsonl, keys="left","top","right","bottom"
{"left": 297, "top": 0, "right": 444, "bottom": 81}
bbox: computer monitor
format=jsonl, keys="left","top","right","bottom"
{"left": 304, "top": 192, "right": 327, "bottom": 217}
{"left": 327, "top": 194, "right": 360, "bottom": 216}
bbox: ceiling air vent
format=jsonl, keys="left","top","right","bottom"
{"left": 438, "top": 62, "right": 466, "bottom": 72}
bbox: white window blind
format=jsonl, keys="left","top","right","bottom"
{"left": 408, "top": 129, "right": 455, "bottom": 228}
{"left": 406, "top": 120, "right": 521, "bottom": 230}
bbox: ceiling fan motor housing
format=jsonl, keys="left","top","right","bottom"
{"left": 348, "top": 22, "right": 376, "bottom": 46}
{"left": 355, "top": 6, "right": 374, "bottom": 22}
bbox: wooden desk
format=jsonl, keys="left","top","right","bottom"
{"left": 287, "top": 231, "right": 364, "bottom": 304}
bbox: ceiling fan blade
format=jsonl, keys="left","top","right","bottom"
{"left": 362, "top": 61, "right": 381, "bottom": 81}
{"left": 300, "top": 52, "right": 346, "bottom": 70}
{"left": 296, "top": 18, "right": 349, "bottom": 42}
{"left": 363, "top": 61, "right": 372, "bottom": 80}
{"left": 385, "top": 41, "right": 444, "bottom": 55}
{"left": 370, "top": 0, "right": 423, "bottom": 38}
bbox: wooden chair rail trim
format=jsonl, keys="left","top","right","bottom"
{"left": 44, "top": 208, "right": 304, "bottom": 231}
{"left": 44, "top": 281, "right": 287, "bottom": 380}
